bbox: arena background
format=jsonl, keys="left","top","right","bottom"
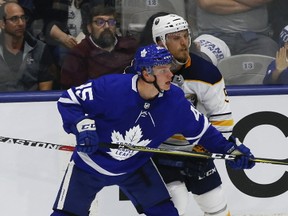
{"left": 0, "top": 86, "right": 288, "bottom": 216}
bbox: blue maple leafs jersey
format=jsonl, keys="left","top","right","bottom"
{"left": 57, "top": 74, "right": 232, "bottom": 176}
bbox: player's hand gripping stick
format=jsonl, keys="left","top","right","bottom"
{"left": 71, "top": 118, "right": 99, "bottom": 154}
{"left": 225, "top": 136, "right": 255, "bottom": 169}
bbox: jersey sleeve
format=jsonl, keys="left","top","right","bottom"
{"left": 57, "top": 79, "right": 106, "bottom": 133}
{"left": 182, "top": 76, "right": 234, "bottom": 138}
{"left": 176, "top": 95, "right": 234, "bottom": 154}
{"left": 175, "top": 55, "right": 234, "bottom": 138}
{"left": 197, "top": 124, "right": 233, "bottom": 154}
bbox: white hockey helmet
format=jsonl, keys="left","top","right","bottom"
{"left": 152, "top": 14, "right": 191, "bottom": 47}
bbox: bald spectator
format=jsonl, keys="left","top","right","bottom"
{"left": 0, "top": 2, "right": 54, "bottom": 91}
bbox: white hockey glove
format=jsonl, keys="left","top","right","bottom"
{"left": 71, "top": 118, "right": 99, "bottom": 154}
{"left": 225, "top": 136, "right": 255, "bottom": 169}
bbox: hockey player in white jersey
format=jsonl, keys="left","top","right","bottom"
{"left": 147, "top": 14, "right": 236, "bottom": 216}
{"left": 51, "top": 44, "right": 255, "bottom": 216}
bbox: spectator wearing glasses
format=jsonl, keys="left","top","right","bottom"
{"left": 0, "top": 2, "right": 54, "bottom": 91}
{"left": 44, "top": 0, "right": 115, "bottom": 69}
{"left": 60, "top": 5, "right": 138, "bottom": 89}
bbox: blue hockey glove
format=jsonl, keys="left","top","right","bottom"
{"left": 225, "top": 136, "right": 255, "bottom": 169}
{"left": 71, "top": 118, "right": 99, "bottom": 154}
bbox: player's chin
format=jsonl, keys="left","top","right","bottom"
{"left": 177, "top": 55, "right": 189, "bottom": 64}
{"left": 163, "top": 82, "right": 171, "bottom": 91}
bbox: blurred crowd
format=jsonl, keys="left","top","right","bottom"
{"left": 0, "top": 0, "right": 287, "bottom": 92}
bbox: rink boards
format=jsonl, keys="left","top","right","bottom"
{"left": 0, "top": 86, "right": 288, "bottom": 216}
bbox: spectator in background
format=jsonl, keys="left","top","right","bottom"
{"left": 1, "top": 1, "right": 52, "bottom": 39}
{"left": 44, "top": 0, "right": 116, "bottom": 67}
{"left": 43, "top": 0, "right": 116, "bottom": 89}
{"left": 44, "top": 0, "right": 83, "bottom": 69}
{"left": 0, "top": 1, "right": 15, "bottom": 34}
{"left": 263, "top": 25, "right": 288, "bottom": 84}
{"left": 60, "top": 5, "right": 138, "bottom": 89}
{"left": 195, "top": 0, "right": 278, "bottom": 57}
{"left": 0, "top": 2, "right": 54, "bottom": 91}
{"left": 268, "top": 0, "right": 288, "bottom": 42}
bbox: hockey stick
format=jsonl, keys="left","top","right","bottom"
{"left": 0, "top": 136, "right": 75, "bottom": 152}
{"left": 1, "top": 135, "right": 288, "bottom": 165}
{"left": 99, "top": 142, "right": 288, "bottom": 166}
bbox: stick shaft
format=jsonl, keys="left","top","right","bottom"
{"left": 100, "top": 143, "right": 288, "bottom": 166}
{"left": 1, "top": 136, "right": 288, "bottom": 166}
{"left": 0, "top": 136, "right": 75, "bottom": 152}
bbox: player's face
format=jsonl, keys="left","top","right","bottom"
{"left": 153, "top": 64, "right": 173, "bottom": 91}
{"left": 1, "top": 3, "right": 26, "bottom": 38}
{"left": 88, "top": 15, "right": 117, "bottom": 48}
{"left": 165, "top": 30, "right": 190, "bottom": 64}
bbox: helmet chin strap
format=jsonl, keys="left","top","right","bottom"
{"left": 141, "top": 75, "right": 163, "bottom": 93}
{"left": 173, "top": 58, "right": 188, "bottom": 66}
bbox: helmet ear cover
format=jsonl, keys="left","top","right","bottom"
{"left": 138, "top": 66, "right": 153, "bottom": 75}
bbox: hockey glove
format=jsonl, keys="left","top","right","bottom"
{"left": 71, "top": 118, "right": 99, "bottom": 154}
{"left": 225, "top": 136, "right": 255, "bottom": 169}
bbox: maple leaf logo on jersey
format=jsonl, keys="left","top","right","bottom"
{"left": 108, "top": 125, "right": 151, "bottom": 160}
{"left": 141, "top": 49, "right": 147, "bottom": 57}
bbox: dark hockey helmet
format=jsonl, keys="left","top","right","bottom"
{"left": 133, "top": 44, "right": 173, "bottom": 74}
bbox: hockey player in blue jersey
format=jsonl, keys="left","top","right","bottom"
{"left": 51, "top": 44, "right": 255, "bottom": 216}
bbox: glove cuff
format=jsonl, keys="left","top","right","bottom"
{"left": 76, "top": 119, "right": 96, "bottom": 132}
{"left": 225, "top": 136, "right": 243, "bottom": 155}
{"left": 70, "top": 118, "right": 96, "bottom": 135}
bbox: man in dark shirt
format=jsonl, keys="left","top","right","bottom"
{"left": 60, "top": 5, "right": 138, "bottom": 89}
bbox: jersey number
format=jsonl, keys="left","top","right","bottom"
{"left": 190, "top": 105, "right": 201, "bottom": 121}
{"left": 75, "top": 82, "right": 94, "bottom": 101}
